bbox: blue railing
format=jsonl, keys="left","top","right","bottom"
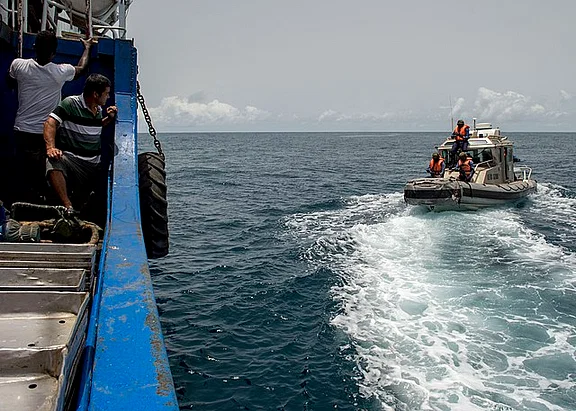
{"left": 84, "top": 39, "right": 178, "bottom": 410}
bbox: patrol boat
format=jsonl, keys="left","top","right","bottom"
{"left": 404, "top": 122, "right": 537, "bottom": 211}
{"left": 0, "top": 0, "right": 176, "bottom": 410}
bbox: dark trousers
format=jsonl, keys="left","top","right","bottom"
{"left": 458, "top": 172, "right": 472, "bottom": 182}
{"left": 14, "top": 130, "right": 48, "bottom": 204}
{"left": 451, "top": 139, "right": 469, "bottom": 154}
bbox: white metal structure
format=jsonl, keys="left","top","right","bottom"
{"left": 0, "top": 0, "right": 132, "bottom": 38}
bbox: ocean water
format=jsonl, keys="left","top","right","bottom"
{"left": 139, "top": 132, "right": 576, "bottom": 410}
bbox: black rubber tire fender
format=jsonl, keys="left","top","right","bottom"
{"left": 138, "top": 152, "right": 169, "bottom": 258}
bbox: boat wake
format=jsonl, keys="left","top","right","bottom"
{"left": 522, "top": 183, "right": 576, "bottom": 252}
{"left": 285, "top": 189, "right": 576, "bottom": 410}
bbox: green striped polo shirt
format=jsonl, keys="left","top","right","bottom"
{"left": 49, "top": 94, "right": 103, "bottom": 161}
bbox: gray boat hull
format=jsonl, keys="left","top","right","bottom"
{"left": 404, "top": 177, "right": 537, "bottom": 211}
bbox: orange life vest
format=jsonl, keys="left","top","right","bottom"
{"left": 453, "top": 124, "right": 470, "bottom": 141}
{"left": 429, "top": 157, "right": 444, "bottom": 174}
{"left": 458, "top": 158, "right": 473, "bottom": 176}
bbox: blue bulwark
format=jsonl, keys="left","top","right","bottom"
{"left": 88, "top": 39, "right": 178, "bottom": 410}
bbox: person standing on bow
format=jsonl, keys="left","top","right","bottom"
{"left": 7, "top": 30, "right": 95, "bottom": 203}
{"left": 450, "top": 119, "right": 470, "bottom": 155}
{"left": 44, "top": 73, "right": 117, "bottom": 216}
{"left": 454, "top": 151, "right": 474, "bottom": 182}
{"left": 426, "top": 152, "right": 445, "bottom": 178}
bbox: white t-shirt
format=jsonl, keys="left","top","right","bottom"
{"left": 9, "top": 58, "right": 75, "bottom": 134}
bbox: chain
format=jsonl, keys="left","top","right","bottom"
{"left": 136, "top": 81, "right": 164, "bottom": 160}
{"left": 17, "top": 0, "right": 23, "bottom": 57}
{"left": 85, "top": 0, "right": 93, "bottom": 37}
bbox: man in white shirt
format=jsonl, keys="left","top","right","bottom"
{"left": 7, "top": 30, "right": 94, "bottom": 203}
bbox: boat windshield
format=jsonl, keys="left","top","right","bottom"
{"left": 469, "top": 148, "right": 494, "bottom": 164}
{"left": 440, "top": 148, "right": 494, "bottom": 167}
{"left": 468, "top": 138, "right": 492, "bottom": 146}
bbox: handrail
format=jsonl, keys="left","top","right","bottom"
{"left": 75, "top": 169, "right": 112, "bottom": 411}
{"left": 514, "top": 165, "right": 532, "bottom": 181}
{"left": 0, "top": 3, "right": 13, "bottom": 13}
{"left": 86, "top": 39, "right": 178, "bottom": 411}
{"left": 40, "top": 0, "right": 129, "bottom": 38}
{"left": 85, "top": 0, "right": 92, "bottom": 37}
{"left": 473, "top": 160, "right": 493, "bottom": 172}
{"left": 17, "top": 0, "right": 24, "bottom": 56}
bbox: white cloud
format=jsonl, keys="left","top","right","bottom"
{"left": 139, "top": 88, "right": 573, "bottom": 132}
{"left": 148, "top": 96, "right": 271, "bottom": 127}
{"left": 560, "top": 90, "right": 572, "bottom": 101}
{"left": 451, "top": 97, "right": 465, "bottom": 117}
{"left": 470, "top": 87, "right": 563, "bottom": 123}
{"left": 317, "top": 110, "right": 407, "bottom": 123}
{"left": 317, "top": 109, "right": 338, "bottom": 122}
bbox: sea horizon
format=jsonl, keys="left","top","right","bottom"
{"left": 139, "top": 130, "right": 576, "bottom": 134}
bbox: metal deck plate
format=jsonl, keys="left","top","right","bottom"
{"left": 0, "top": 268, "right": 87, "bottom": 291}
{"left": 0, "top": 373, "right": 59, "bottom": 411}
{"left": 0, "top": 291, "right": 89, "bottom": 315}
{"left": 0, "top": 292, "right": 89, "bottom": 411}
{"left": 0, "top": 243, "right": 96, "bottom": 253}
{"left": 1, "top": 315, "right": 79, "bottom": 349}
{"left": 0, "top": 349, "right": 64, "bottom": 411}
{"left": 0, "top": 292, "right": 89, "bottom": 349}
{"left": 0, "top": 243, "right": 96, "bottom": 270}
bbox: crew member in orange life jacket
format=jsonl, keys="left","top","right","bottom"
{"left": 454, "top": 151, "right": 474, "bottom": 182}
{"left": 426, "top": 152, "right": 445, "bottom": 178}
{"left": 450, "top": 119, "right": 470, "bottom": 155}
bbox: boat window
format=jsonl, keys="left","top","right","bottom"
{"left": 468, "top": 139, "right": 490, "bottom": 146}
{"left": 481, "top": 150, "right": 492, "bottom": 161}
{"left": 440, "top": 148, "right": 493, "bottom": 167}
{"left": 459, "top": 149, "right": 480, "bottom": 163}
{"left": 470, "top": 150, "right": 480, "bottom": 163}
{"left": 451, "top": 149, "right": 493, "bottom": 165}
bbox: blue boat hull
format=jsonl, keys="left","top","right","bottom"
{"left": 0, "top": 27, "right": 178, "bottom": 410}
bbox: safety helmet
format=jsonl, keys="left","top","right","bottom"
{"left": 432, "top": 153, "right": 439, "bottom": 159}
{"left": 459, "top": 151, "right": 467, "bottom": 159}
{"left": 457, "top": 119, "right": 464, "bottom": 126}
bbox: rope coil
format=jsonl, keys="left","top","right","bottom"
{"left": 6, "top": 203, "right": 101, "bottom": 245}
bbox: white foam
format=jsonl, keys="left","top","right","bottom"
{"left": 527, "top": 183, "right": 576, "bottom": 250}
{"left": 286, "top": 193, "right": 576, "bottom": 410}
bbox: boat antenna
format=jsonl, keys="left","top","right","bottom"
{"left": 449, "top": 95, "right": 454, "bottom": 130}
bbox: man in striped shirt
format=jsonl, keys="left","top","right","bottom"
{"left": 7, "top": 30, "right": 94, "bottom": 203}
{"left": 44, "top": 73, "right": 117, "bottom": 215}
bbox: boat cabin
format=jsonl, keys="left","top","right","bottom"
{"left": 438, "top": 123, "right": 518, "bottom": 184}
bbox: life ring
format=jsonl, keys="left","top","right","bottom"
{"left": 138, "top": 152, "right": 169, "bottom": 259}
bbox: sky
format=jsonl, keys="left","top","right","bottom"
{"left": 127, "top": 0, "right": 576, "bottom": 132}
